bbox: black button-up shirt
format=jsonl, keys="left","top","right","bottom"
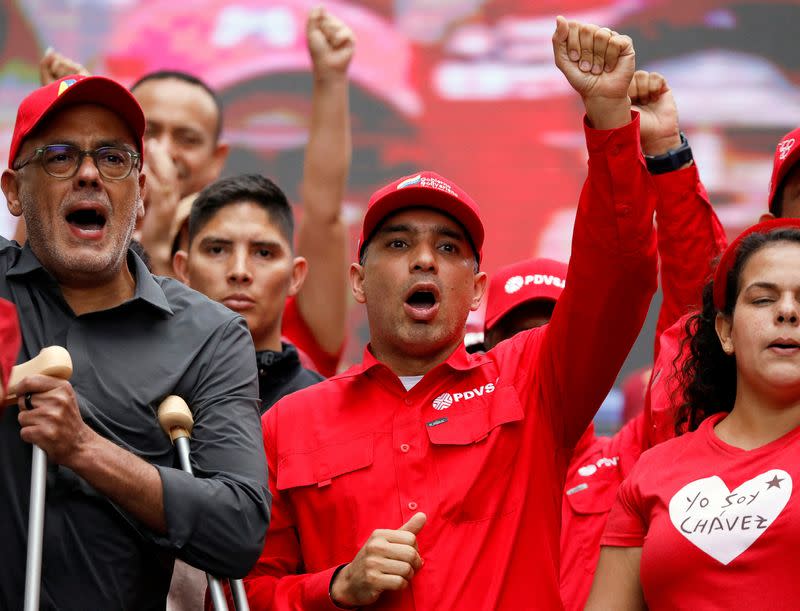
{"left": 0, "top": 237, "right": 270, "bottom": 610}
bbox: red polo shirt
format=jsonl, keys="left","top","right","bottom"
{"left": 243, "top": 114, "right": 658, "bottom": 610}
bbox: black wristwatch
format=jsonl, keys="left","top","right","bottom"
{"left": 644, "top": 132, "right": 693, "bottom": 175}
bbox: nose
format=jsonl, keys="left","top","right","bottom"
{"left": 776, "top": 294, "right": 799, "bottom": 325}
{"left": 73, "top": 152, "right": 101, "bottom": 188}
{"left": 227, "top": 247, "right": 252, "bottom": 285}
{"left": 410, "top": 242, "right": 438, "bottom": 274}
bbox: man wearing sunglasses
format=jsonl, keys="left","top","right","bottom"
{"left": 0, "top": 75, "right": 270, "bottom": 609}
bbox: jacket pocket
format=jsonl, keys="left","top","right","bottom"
{"left": 275, "top": 434, "right": 375, "bottom": 568}
{"left": 426, "top": 387, "right": 525, "bottom": 523}
{"left": 276, "top": 433, "right": 374, "bottom": 489}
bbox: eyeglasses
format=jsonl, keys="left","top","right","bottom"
{"left": 14, "top": 144, "right": 141, "bottom": 181}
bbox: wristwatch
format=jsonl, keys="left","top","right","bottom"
{"left": 644, "top": 132, "right": 693, "bottom": 175}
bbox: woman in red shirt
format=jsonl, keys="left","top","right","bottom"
{"left": 588, "top": 218, "right": 800, "bottom": 610}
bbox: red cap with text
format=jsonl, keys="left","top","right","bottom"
{"left": 768, "top": 127, "right": 800, "bottom": 214}
{"left": 484, "top": 257, "right": 568, "bottom": 331}
{"left": 8, "top": 74, "right": 145, "bottom": 168}
{"left": 358, "top": 171, "right": 484, "bottom": 261}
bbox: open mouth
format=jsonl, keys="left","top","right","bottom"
{"left": 407, "top": 290, "right": 437, "bottom": 308}
{"left": 404, "top": 285, "right": 440, "bottom": 321}
{"left": 66, "top": 208, "right": 107, "bottom": 232}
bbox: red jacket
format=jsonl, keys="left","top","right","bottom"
{"left": 243, "top": 114, "right": 658, "bottom": 610}
{"left": 559, "top": 163, "right": 727, "bottom": 611}
{"left": 0, "top": 299, "right": 20, "bottom": 395}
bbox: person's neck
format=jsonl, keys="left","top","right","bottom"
{"left": 60, "top": 264, "right": 137, "bottom": 316}
{"left": 369, "top": 338, "right": 462, "bottom": 377}
{"left": 715, "top": 382, "right": 800, "bottom": 450}
{"left": 253, "top": 326, "right": 283, "bottom": 353}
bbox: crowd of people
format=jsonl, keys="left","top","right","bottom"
{"left": 1, "top": 9, "right": 800, "bottom": 611}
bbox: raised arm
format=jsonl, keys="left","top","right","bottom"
{"left": 631, "top": 70, "right": 726, "bottom": 352}
{"left": 533, "top": 17, "right": 658, "bottom": 447}
{"left": 293, "top": 7, "right": 354, "bottom": 359}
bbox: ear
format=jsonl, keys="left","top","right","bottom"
{"left": 715, "top": 312, "right": 735, "bottom": 355}
{"left": 470, "top": 271, "right": 489, "bottom": 311}
{"left": 2, "top": 169, "right": 23, "bottom": 217}
{"left": 350, "top": 262, "right": 366, "bottom": 304}
{"left": 172, "top": 249, "right": 190, "bottom": 284}
{"left": 136, "top": 171, "right": 146, "bottom": 221}
{"left": 288, "top": 256, "right": 308, "bottom": 297}
{"left": 209, "top": 141, "right": 229, "bottom": 180}
{"left": 759, "top": 212, "right": 776, "bottom": 223}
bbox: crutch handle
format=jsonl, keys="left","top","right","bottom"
{"left": 158, "top": 395, "right": 194, "bottom": 442}
{"left": 5, "top": 346, "right": 73, "bottom": 406}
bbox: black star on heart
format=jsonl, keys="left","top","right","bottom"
{"left": 766, "top": 475, "right": 785, "bottom": 489}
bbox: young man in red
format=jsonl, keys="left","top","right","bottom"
{"left": 239, "top": 17, "right": 657, "bottom": 610}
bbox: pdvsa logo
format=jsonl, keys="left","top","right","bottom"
{"left": 504, "top": 274, "right": 565, "bottom": 295}
{"left": 577, "top": 456, "right": 619, "bottom": 477}
{"left": 431, "top": 381, "right": 496, "bottom": 410}
{"left": 432, "top": 393, "right": 453, "bottom": 410}
{"left": 779, "top": 138, "right": 796, "bottom": 160}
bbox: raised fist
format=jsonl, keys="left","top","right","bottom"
{"left": 629, "top": 70, "right": 682, "bottom": 156}
{"left": 307, "top": 6, "right": 355, "bottom": 80}
{"left": 39, "top": 48, "right": 90, "bottom": 86}
{"left": 553, "top": 16, "right": 636, "bottom": 129}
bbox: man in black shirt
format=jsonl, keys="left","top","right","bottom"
{"left": 174, "top": 174, "right": 323, "bottom": 413}
{"left": 0, "top": 74, "right": 270, "bottom": 610}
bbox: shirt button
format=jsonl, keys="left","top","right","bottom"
{"left": 611, "top": 144, "right": 622, "bottom": 155}
{"left": 404, "top": 399, "right": 412, "bottom": 405}
{"left": 400, "top": 443, "right": 410, "bottom": 453}
{"left": 408, "top": 501, "right": 418, "bottom": 511}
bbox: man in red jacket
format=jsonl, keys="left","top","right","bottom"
{"left": 481, "top": 69, "right": 727, "bottom": 611}
{"left": 243, "top": 17, "right": 658, "bottom": 610}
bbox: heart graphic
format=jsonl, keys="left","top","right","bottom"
{"left": 668, "top": 470, "right": 791, "bottom": 565}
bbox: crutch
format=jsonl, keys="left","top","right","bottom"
{"left": 5, "top": 346, "right": 73, "bottom": 611}
{"left": 157, "top": 396, "right": 250, "bottom": 611}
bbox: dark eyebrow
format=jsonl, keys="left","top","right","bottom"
{"left": 378, "top": 223, "right": 413, "bottom": 236}
{"left": 251, "top": 240, "right": 283, "bottom": 250}
{"left": 378, "top": 223, "right": 467, "bottom": 242}
{"left": 45, "top": 139, "right": 133, "bottom": 150}
{"left": 743, "top": 282, "right": 780, "bottom": 294}
{"left": 199, "top": 237, "right": 233, "bottom": 247}
{"left": 435, "top": 225, "right": 467, "bottom": 242}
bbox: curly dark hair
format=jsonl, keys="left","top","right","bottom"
{"left": 676, "top": 228, "right": 800, "bottom": 434}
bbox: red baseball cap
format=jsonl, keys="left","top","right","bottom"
{"left": 358, "top": 171, "right": 484, "bottom": 261}
{"left": 484, "top": 257, "right": 568, "bottom": 332}
{"left": 712, "top": 218, "right": 800, "bottom": 311}
{"left": 8, "top": 74, "right": 145, "bottom": 168}
{"left": 768, "top": 127, "right": 800, "bottom": 214}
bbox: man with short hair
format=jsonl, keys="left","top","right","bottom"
{"left": 0, "top": 74, "right": 269, "bottom": 609}
{"left": 174, "top": 174, "right": 323, "bottom": 410}
{"left": 240, "top": 18, "right": 658, "bottom": 610}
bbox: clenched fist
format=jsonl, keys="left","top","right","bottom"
{"left": 307, "top": 6, "right": 355, "bottom": 81}
{"left": 553, "top": 16, "right": 636, "bottom": 130}
{"left": 629, "top": 70, "right": 682, "bottom": 156}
